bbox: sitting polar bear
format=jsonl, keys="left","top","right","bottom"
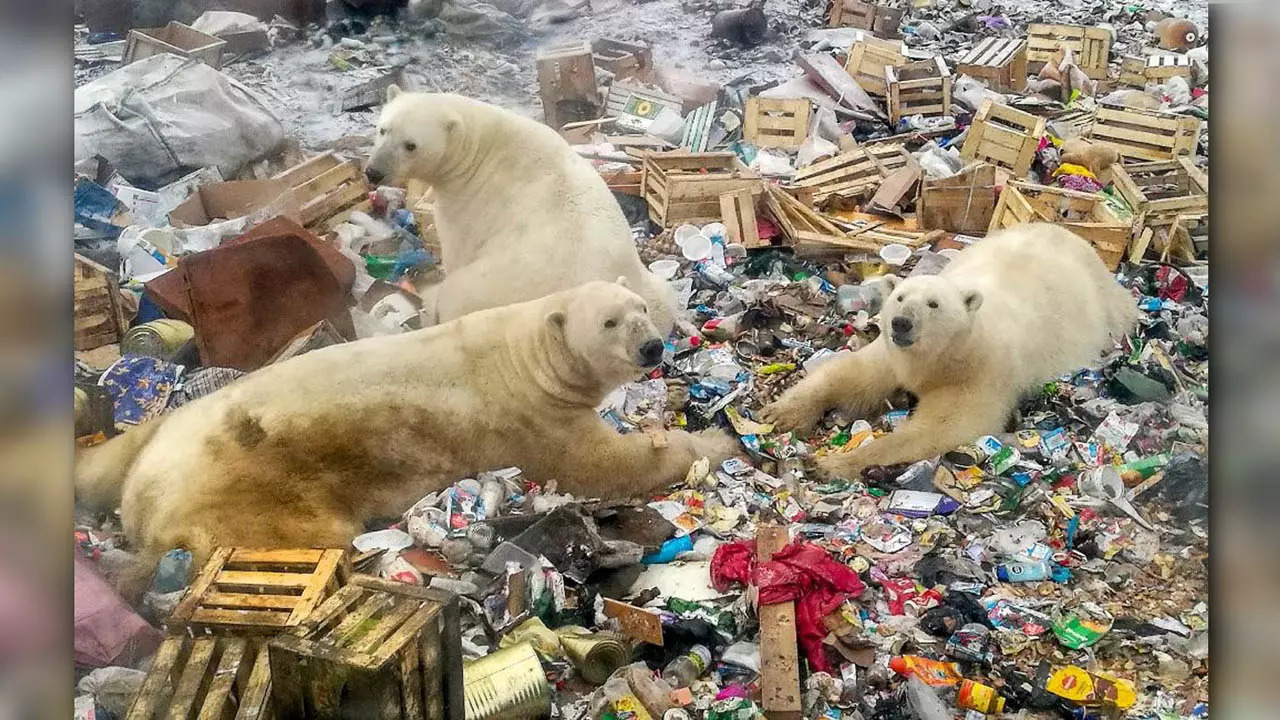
{"left": 75, "top": 280, "right": 736, "bottom": 596}
{"left": 364, "top": 88, "right": 677, "bottom": 335}
{"left": 761, "top": 223, "right": 1138, "bottom": 478}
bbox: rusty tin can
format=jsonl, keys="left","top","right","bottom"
{"left": 463, "top": 642, "right": 551, "bottom": 720}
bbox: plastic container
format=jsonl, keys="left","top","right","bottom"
{"left": 879, "top": 243, "right": 913, "bottom": 266}
{"left": 661, "top": 645, "right": 711, "bottom": 688}
{"left": 836, "top": 284, "right": 879, "bottom": 315}
{"left": 888, "top": 656, "right": 963, "bottom": 687}
{"left": 996, "top": 557, "right": 1051, "bottom": 582}
{"left": 648, "top": 259, "right": 680, "bottom": 281}
{"left": 957, "top": 679, "right": 1006, "bottom": 714}
{"left": 680, "top": 233, "right": 712, "bottom": 261}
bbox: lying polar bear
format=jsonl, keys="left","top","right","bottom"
{"left": 75, "top": 280, "right": 736, "bottom": 597}
{"left": 365, "top": 88, "right": 677, "bottom": 335}
{"left": 761, "top": 223, "right": 1138, "bottom": 478}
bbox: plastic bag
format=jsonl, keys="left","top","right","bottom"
{"left": 75, "top": 55, "right": 284, "bottom": 185}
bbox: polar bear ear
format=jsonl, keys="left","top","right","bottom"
{"left": 386, "top": 84, "right": 403, "bottom": 103}
{"left": 879, "top": 275, "right": 900, "bottom": 292}
{"left": 963, "top": 289, "right": 984, "bottom": 314}
{"left": 615, "top": 275, "right": 630, "bottom": 289}
{"left": 546, "top": 310, "right": 567, "bottom": 334}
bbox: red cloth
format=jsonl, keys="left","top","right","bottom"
{"left": 711, "top": 540, "right": 866, "bottom": 672}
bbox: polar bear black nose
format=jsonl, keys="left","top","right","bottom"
{"left": 639, "top": 339, "right": 664, "bottom": 365}
{"left": 892, "top": 316, "right": 913, "bottom": 334}
{"left": 365, "top": 167, "right": 385, "bottom": 184}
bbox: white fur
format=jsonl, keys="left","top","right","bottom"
{"left": 761, "top": 223, "right": 1138, "bottom": 477}
{"left": 367, "top": 90, "right": 677, "bottom": 334}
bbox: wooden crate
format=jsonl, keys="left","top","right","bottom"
{"left": 1119, "top": 56, "right": 1147, "bottom": 87}
{"left": 75, "top": 254, "right": 130, "bottom": 352}
{"left": 956, "top": 37, "right": 1027, "bottom": 92}
{"left": 1087, "top": 104, "right": 1202, "bottom": 162}
{"left": 828, "top": 0, "right": 904, "bottom": 38}
{"left": 272, "top": 153, "right": 372, "bottom": 232}
{"left": 126, "top": 635, "right": 272, "bottom": 720}
{"left": 959, "top": 98, "right": 1046, "bottom": 178}
{"left": 640, "top": 151, "right": 762, "bottom": 228}
{"left": 886, "top": 56, "right": 952, "bottom": 127}
{"left": 341, "top": 68, "right": 406, "bottom": 112}
{"left": 791, "top": 142, "right": 911, "bottom": 203}
{"left": 536, "top": 41, "right": 600, "bottom": 130}
{"left": 990, "top": 182, "right": 1129, "bottom": 269}
{"left": 720, "top": 189, "right": 762, "bottom": 248}
{"left": 919, "top": 162, "right": 998, "bottom": 234}
{"left": 124, "top": 21, "right": 225, "bottom": 69}
{"left": 744, "top": 97, "right": 812, "bottom": 149}
{"left": 269, "top": 574, "right": 464, "bottom": 720}
{"left": 1103, "top": 156, "right": 1207, "bottom": 233}
{"left": 1026, "top": 23, "right": 1111, "bottom": 80}
{"left": 592, "top": 38, "right": 652, "bottom": 82}
{"left": 169, "top": 548, "right": 347, "bottom": 636}
{"left": 843, "top": 39, "right": 906, "bottom": 97}
{"left": 1144, "top": 54, "right": 1193, "bottom": 83}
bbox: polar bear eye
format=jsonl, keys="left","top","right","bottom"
{"left": 604, "top": 319, "right": 618, "bottom": 329}
{"left": 404, "top": 142, "right": 417, "bottom": 152}
{"left": 378, "top": 127, "right": 386, "bottom": 136}
{"left": 928, "top": 300, "right": 939, "bottom": 309}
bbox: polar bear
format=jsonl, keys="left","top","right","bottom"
{"left": 75, "top": 280, "right": 736, "bottom": 597}
{"left": 364, "top": 89, "right": 677, "bottom": 335}
{"left": 760, "top": 223, "right": 1137, "bottom": 478}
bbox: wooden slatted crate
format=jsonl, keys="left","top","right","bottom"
{"left": 959, "top": 98, "right": 1046, "bottom": 179}
{"left": 990, "top": 182, "right": 1129, "bottom": 269}
{"left": 640, "top": 151, "right": 762, "bottom": 227}
{"left": 1026, "top": 23, "right": 1112, "bottom": 80}
{"left": 169, "top": 548, "right": 347, "bottom": 635}
{"left": 1144, "top": 54, "right": 1193, "bottom": 83}
{"left": 828, "top": 0, "right": 904, "bottom": 38}
{"left": 1119, "top": 56, "right": 1147, "bottom": 87}
{"left": 272, "top": 153, "right": 372, "bottom": 232}
{"left": 918, "top": 162, "right": 998, "bottom": 234}
{"left": 1103, "top": 156, "right": 1207, "bottom": 234}
{"left": 74, "top": 253, "right": 130, "bottom": 351}
{"left": 269, "top": 574, "right": 464, "bottom": 720}
{"left": 124, "top": 21, "right": 225, "bottom": 69}
{"left": 592, "top": 38, "right": 652, "bottom": 82}
{"left": 955, "top": 37, "right": 1028, "bottom": 92}
{"left": 720, "top": 189, "right": 763, "bottom": 248}
{"left": 126, "top": 635, "right": 272, "bottom": 720}
{"left": 1087, "top": 104, "right": 1202, "bottom": 162}
{"left": 791, "top": 142, "right": 910, "bottom": 203}
{"left": 536, "top": 41, "right": 600, "bottom": 130}
{"left": 744, "top": 97, "right": 812, "bottom": 149}
{"left": 843, "top": 39, "right": 906, "bottom": 97}
{"left": 886, "top": 56, "right": 952, "bottom": 127}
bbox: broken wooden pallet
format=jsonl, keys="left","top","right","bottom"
{"left": 536, "top": 41, "right": 600, "bottom": 129}
{"left": 591, "top": 38, "right": 652, "bottom": 81}
{"left": 168, "top": 548, "right": 347, "bottom": 635}
{"left": 272, "top": 153, "right": 372, "bottom": 232}
{"left": 125, "top": 635, "right": 272, "bottom": 720}
{"left": 74, "top": 253, "right": 130, "bottom": 352}
{"left": 720, "top": 188, "right": 763, "bottom": 248}
{"left": 269, "top": 574, "right": 464, "bottom": 720}
{"left": 918, "top": 162, "right": 998, "bottom": 234}
{"left": 1103, "top": 156, "right": 1207, "bottom": 234}
{"left": 1143, "top": 53, "right": 1193, "bottom": 83}
{"left": 1026, "top": 23, "right": 1111, "bottom": 80}
{"left": 990, "top": 182, "right": 1129, "bottom": 269}
{"left": 641, "top": 151, "right": 762, "bottom": 228}
{"left": 955, "top": 36, "right": 1027, "bottom": 92}
{"left": 828, "top": 0, "right": 904, "bottom": 38}
{"left": 1087, "top": 104, "right": 1202, "bottom": 162}
{"left": 886, "top": 56, "right": 952, "bottom": 127}
{"left": 744, "top": 97, "right": 811, "bottom": 149}
{"left": 790, "top": 143, "right": 911, "bottom": 204}
{"left": 843, "top": 38, "right": 906, "bottom": 97}
{"left": 959, "top": 98, "right": 1046, "bottom": 178}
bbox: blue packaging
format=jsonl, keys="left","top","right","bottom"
{"left": 642, "top": 534, "right": 694, "bottom": 564}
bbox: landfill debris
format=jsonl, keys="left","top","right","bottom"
{"left": 73, "top": 0, "right": 1209, "bottom": 717}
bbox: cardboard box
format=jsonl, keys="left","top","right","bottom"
{"left": 167, "top": 179, "right": 301, "bottom": 228}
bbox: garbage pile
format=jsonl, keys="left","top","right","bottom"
{"left": 73, "top": 1, "right": 1208, "bottom": 719}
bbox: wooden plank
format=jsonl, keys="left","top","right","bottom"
{"left": 237, "top": 648, "right": 273, "bottom": 720}
{"left": 757, "top": 525, "right": 801, "bottom": 720}
{"left": 330, "top": 593, "right": 394, "bottom": 646}
{"left": 229, "top": 548, "right": 327, "bottom": 564}
{"left": 195, "top": 638, "right": 246, "bottom": 720}
{"left": 273, "top": 153, "right": 340, "bottom": 189}
{"left": 189, "top": 607, "right": 292, "bottom": 628}
{"left": 721, "top": 189, "right": 762, "bottom": 248}
{"left": 168, "top": 637, "right": 218, "bottom": 719}
{"left": 170, "top": 547, "right": 235, "bottom": 628}
{"left": 350, "top": 599, "right": 421, "bottom": 656}
{"left": 215, "top": 570, "right": 315, "bottom": 588}
{"left": 200, "top": 591, "right": 302, "bottom": 611}
{"left": 287, "top": 549, "right": 346, "bottom": 626}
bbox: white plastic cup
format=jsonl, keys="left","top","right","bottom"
{"left": 648, "top": 259, "right": 680, "bottom": 281}
{"left": 879, "top": 243, "right": 912, "bottom": 266}
{"left": 938, "top": 248, "right": 961, "bottom": 259}
{"left": 674, "top": 224, "right": 703, "bottom": 247}
{"left": 681, "top": 232, "right": 713, "bottom": 261}
{"left": 701, "top": 222, "right": 727, "bottom": 242}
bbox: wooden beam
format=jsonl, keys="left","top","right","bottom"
{"left": 757, "top": 525, "right": 802, "bottom": 720}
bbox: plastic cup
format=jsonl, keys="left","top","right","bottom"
{"left": 648, "top": 259, "right": 680, "bottom": 281}
{"left": 879, "top": 243, "right": 913, "bottom": 266}
{"left": 673, "top": 224, "right": 703, "bottom": 247}
{"left": 680, "top": 233, "right": 713, "bottom": 261}
{"left": 701, "top": 222, "right": 727, "bottom": 242}
{"left": 938, "top": 248, "right": 961, "bottom": 259}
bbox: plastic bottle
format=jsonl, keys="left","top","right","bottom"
{"left": 905, "top": 676, "right": 951, "bottom": 720}
{"left": 661, "top": 645, "right": 711, "bottom": 688}
{"left": 151, "top": 549, "right": 192, "bottom": 594}
{"left": 888, "top": 656, "right": 963, "bottom": 687}
{"left": 995, "top": 557, "right": 1052, "bottom": 582}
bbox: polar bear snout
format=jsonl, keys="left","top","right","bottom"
{"left": 638, "top": 339, "right": 664, "bottom": 367}
{"left": 365, "top": 166, "right": 386, "bottom": 184}
{"left": 890, "top": 316, "right": 915, "bottom": 347}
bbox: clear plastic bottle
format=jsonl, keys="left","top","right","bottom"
{"left": 151, "top": 549, "right": 192, "bottom": 594}
{"left": 661, "top": 645, "right": 711, "bottom": 688}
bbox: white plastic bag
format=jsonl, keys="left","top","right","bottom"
{"left": 75, "top": 54, "right": 284, "bottom": 185}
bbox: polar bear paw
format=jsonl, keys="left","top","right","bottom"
{"left": 759, "top": 394, "right": 825, "bottom": 435}
{"left": 816, "top": 451, "right": 867, "bottom": 481}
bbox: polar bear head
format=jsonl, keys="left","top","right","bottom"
{"left": 879, "top": 274, "right": 983, "bottom": 356}
{"left": 365, "top": 86, "right": 462, "bottom": 186}
{"left": 547, "top": 279, "right": 665, "bottom": 386}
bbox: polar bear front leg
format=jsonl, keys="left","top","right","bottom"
{"left": 818, "top": 385, "right": 1011, "bottom": 479}
{"left": 760, "top": 340, "right": 898, "bottom": 434}
{"left": 550, "top": 420, "right": 740, "bottom": 499}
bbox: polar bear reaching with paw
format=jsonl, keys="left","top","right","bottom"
{"left": 760, "top": 223, "right": 1138, "bottom": 478}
